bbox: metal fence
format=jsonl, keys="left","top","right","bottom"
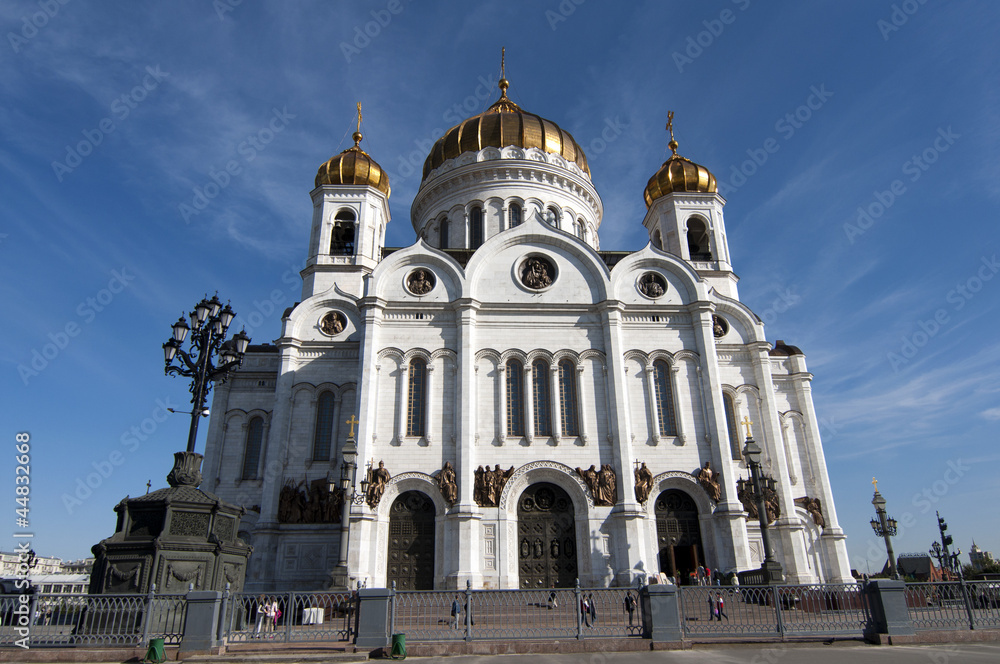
{"left": 679, "top": 583, "right": 868, "bottom": 638}
{"left": 0, "top": 591, "right": 186, "bottom": 648}
{"left": 391, "top": 584, "right": 643, "bottom": 641}
{"left": 904, "top": 581, "right": 1000, "bottom": 631}
{"left": 220, "top": 591, "right": 354, "bottom": 644}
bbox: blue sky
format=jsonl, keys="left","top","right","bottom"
{"left": 2, "top": 1, "right": 998, "bottom": 573}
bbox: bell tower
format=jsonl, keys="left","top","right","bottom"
{"left": 641, "top": 113, "right": 736, "bottom": 297}
{"left": 303, "top": 103, "right": 391, "bottom": 299}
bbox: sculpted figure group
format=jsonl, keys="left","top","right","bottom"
{"left": 473, "top": 464, "right": 515, "bottom": 507}
{"left": 737, "top": 477, "right": 781, "bottom": 524}
{"left": 278, "top": 478, "right": 343, "bottom": 524}
{"left": 366, "top": 461, "right": 391, "bottom": 509}
{"left": 634, "top": 462, "right": 653, "bottom": 504}
{"left": 795, "top": 495, "right": 825, "bottom": 527}
{"left": 521, "top": 257, "right": 553, "bottom": 289}
{"left": 696, "top": 461, "right": 721, "bottom": 502}
{"left": 576, "top": 464, "right": 617, "bottom": 506}
{"left": 438, "top": 461, "right": 457, "bottom": 506}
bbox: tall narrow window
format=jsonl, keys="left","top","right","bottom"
{"left": 509, "top": 203, "right": 522, "bottom": 228}
{"left": 652, "top": 360, "right": 677, "bottom": 436}
{"left": 687, "top": 217, "right": 712, "bottom": 260}
{"left": 506, "top": 360, "right": 525, "bottom": 437}
{"left": 330, "top": 210, "right": 356, "bottom": 255}
{"left": 532, "top": 359, "right": 552, "bottom": 436}
{"left": 439, "top": 217, "right": 449, "bottom": 248}
{"left": 407, "top": 359, "right": 427, "bottom": 437}
{"left": 575, "top": 218, "right": 585, "bottom": 239}
{"left": 723, "top": 392, "right": 742, "bottom": 460}
{"left": 242, "top": 416, "right": 264, "bottom": 479}
{"left": 470, "top": 206, "right": 483, "bottom": 249}
{"left": 558, "top": 359, "right": 579, "bottom": 436}
{"left": 313, "top": 391, "right": 335, "bottom": 461}
{"left": 546, "top": 206, "right": 560, "bottom": 227}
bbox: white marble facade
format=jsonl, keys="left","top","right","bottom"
{"left": 201, "top": 94, "right": 853, "bottom": 592}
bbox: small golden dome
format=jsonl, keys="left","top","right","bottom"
{"left": 421, "top": 77, "right": 590, "bottom": 181}
{"left": 315, "top": 105, "right": 390, "bottom": 196}
{"left": 643, "top": 113, "right": 716, "bottom": 208}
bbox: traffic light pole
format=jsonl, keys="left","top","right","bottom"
{"left": 937, "top": 511, "right": 975, "bottom": 628}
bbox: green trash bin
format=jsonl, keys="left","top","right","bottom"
{"left": 389, "top": 632, "right": 406, "bottom": 659}
{"left": 142, "top": 637, "right": 165, "bottom": 664}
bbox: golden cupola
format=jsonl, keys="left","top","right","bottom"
{"left": 315, "top": 104, "right": 390, "bottom": 196}
{"left": 643, "top": 112, "right": 716, "bottom": 208}
{"left": 421, "top": 67, "right": 590, "bottom": 181}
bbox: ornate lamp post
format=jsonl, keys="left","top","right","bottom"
{"left": 869, "top": 478, "right": 899, "bottom": 579}
{"left": 162, "top": 294, "right": 250, "bottom": 454}
{"left": 930, "top": 540, "right": 945, "bottom": 572}
{"left": 739, "top": 417, "right": 784, "bottom": 584}
{"left": 329, "top": 415, "right": 370, "bottom": 590}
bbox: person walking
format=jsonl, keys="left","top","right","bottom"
{"left": 451, "top": 595, "right": 461, "bottom": 629}
{"left": 254, "top": 596, "right": 268, "bottom": 636}
{"left": 588, "top": 593, "right": 597, "bottom": 627}
{"left": 623, "top": 591, "right": 636, "bottom": 626}
{"left": 547, "top": 584, "right": 558, "bottom": 610}
{"left": 715, "top": 592, "right": 728, "bottom": 621}
{"left": 580, "top": 595, "right": 591, "bottom": 627}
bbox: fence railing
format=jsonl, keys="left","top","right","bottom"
{"left": 0, "top": 590, "right": 186, "bottom": 648}
{"left": 219, "top": 591, "right": 354, "bottom": 643}
{"left": 904, "top": 581, "right": 1000, "bottom": 631}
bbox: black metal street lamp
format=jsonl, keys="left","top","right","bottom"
{"left": 739, "top": 417, "right": 784, "bottom": 584}
{"left": 329, "top": 415, "right": 370, "bottom": 590}
{"left": 930, "top": 540, "right": 945, "bottom": 571}
{"left": 163, "top": 294, "right": 250, "bottom": 453}
{"left": 869, "top": 479, "right": 899, "bottom": 579}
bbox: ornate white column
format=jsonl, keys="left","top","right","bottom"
{"left": 550, "top": 364, "right": 561, "bottom": 443}
{"left": 424, "top": 362, "right": 434, "bottom": 444}
{"left": 643, "top": 365, "right": 661, "bottom": 445}
{"left": 331, "top": 394, "right": 344, "bottom": 462}
{"left": 497, "top": 363, "right": 507, "bottom": 444}
{"left": 395, "top": 364, "right": 408, "bottom": 444}
{"left": 671, "top": 363, "right": 688, "bottom": 445}
{"left": 524, "top": 363, "right": 535, "bottom": 444}
{"left": 576, "top": 364, "right": 589, "bottom": 444}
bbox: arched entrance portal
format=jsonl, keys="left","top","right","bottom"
{"left": 517, "top": 482, "right": 578, "bottom": 589}
{"left": 387, "top": 491, "right": 435, "bottom": 590}
{"left": 655, "top": 489, "right": 704, "bottom": 585}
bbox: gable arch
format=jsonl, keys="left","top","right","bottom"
{"left": 369, "top": 239, "right": 465, "bottom": 302}
{"left": 647, "top": 471, "right": 716, "bottom": 517}
{"left": 611, "top": 244, "right": 704, "bottom": 304}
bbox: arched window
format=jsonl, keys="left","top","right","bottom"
{"left": 509, "top": 203, "right": 522, "bottom": 228}
{"left": 330, "top": 210, "right": 356, "bottom": 255}
{"left": 469, "top": 206, "right": 483, "bottom": 249}
{"left": 532, "top": 359, "right": 552, "bottom": 436}
{"left": 506, "top": 359, "right": 525, "bottom": 437}
{"left": 723, "top": 392, "right": 742, "bottom": 460}
{"left": 558, "top": 359, "right": 579, "bottom": 436}
{"left": 575, "top": 218, "right": 585, "bottom": 239}
{"left": 313, "top": 391, "right": 335, "bottom": 461}
{"left": 546, "top": 206, "right": 560, "bottom": 227}
{"left": 687, "top": 217, "right": 712, "bottom": 260}
{"left": 652, "top": 360, "right": 677, "bottom": 436}
{"left": 407, "top": 358, "right": 427, "bottom": 437}
{"left": 439, "top": 217, "right": 449, "bottom": 248}
{"left": 242, "top": 416, "right": 264, "bottom": 479}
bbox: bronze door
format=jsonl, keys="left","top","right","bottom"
{"left": 654, "top": 489, "right": 704, "bottom": 584}
{"left": 387, "top": 491, "right": 436, "bottom": 590}
{"left": 517, "top": 483, "right": 578, "bottom": 589}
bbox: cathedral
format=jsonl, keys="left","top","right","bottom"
{"left": 201, "top": 67, "right": 853, "bottom": 592}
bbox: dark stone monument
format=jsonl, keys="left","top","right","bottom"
{"left": 90, "top": 451, "right": 252, "bottom": 594}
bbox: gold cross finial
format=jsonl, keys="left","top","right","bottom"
{"left": 501, "top": 46, "right": 506, "bottom": 79}
{"left": 352, "top": 102, "right": 363, "bottom": 146}
{"left": 872, "top": 477, "right": 878, "bottom": 492}
{"left": 740, "top": 415, "right": 753, "bottom": 439}
{"left": 346, "top": 414, "right": 359, "bottom": 438}
{"left": 666, "top": 110, "right": 679, "bottom": 156}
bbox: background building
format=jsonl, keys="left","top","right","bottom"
{"left": 202, "top": 72, "right": 853, "bottom": 591}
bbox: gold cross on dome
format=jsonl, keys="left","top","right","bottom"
{"left": 666, "top": 110, "right": 675, "bottom": 141}
{"left": 501, "top": 46, "right": 506, "bottom": 79}
{"left": 356, "top": 102, "right": 362, "bottom": 134}
{"left": 346, "top": 414, "right": 359, "bottom": 438}
{"left": 740, "top": 415, "right": 753, "bottom": 439}
{"left": 872, "top": 477, "right": 878, "bottom": 492}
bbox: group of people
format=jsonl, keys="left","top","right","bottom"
{"left": 253, "top": 596, "right": 281, "bottom": 636}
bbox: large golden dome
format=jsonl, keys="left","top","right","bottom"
{"left": 315, "top": 129, "right": 390, "bottom": 196}
{"left": 643, "top": 114, "right": 716, "bottom": 208}
{"left": 421, "top": 77, "right": 590, "bottom": 181}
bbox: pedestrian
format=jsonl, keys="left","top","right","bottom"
{"left": 697, "top": 565, "right": 706, "bottom": 586}
{"left": 588, "top": 593, "right": 597, "bottom": 626}
{"left": 623, "top": 591, "right": 636, "bottom": 626}
{"left": 547, "top": 584, "right": 558, "bottom": 610}
{"left": 451, "top": 595, "right": 461, "bottom": 629}
{"left": 270, "top": 600, "right": 281, "bottom": 633}
{"left": 715, "top": 592, "right": 728, "bottom": 621}
{"left": 254, "top": 595, "right": 267, "bottom": 636}
{"left": 580, "top": 595, "right": 591, "bottom": 627}
{"left": 706, "top": 567, "right": 712, "bottom": 585}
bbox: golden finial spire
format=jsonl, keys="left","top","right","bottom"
{"left": 352, "top": 102, "right": 363, "bottom": 146}
{"left": 666, "top": 110, "right": 679, "bottom": 156}
{"left": 498, "top": 46, "right": 509, "bottom": 97}
{"left": 872, "top": 477, "right": 878, "bottom": 492}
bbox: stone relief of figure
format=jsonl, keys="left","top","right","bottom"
{"left": 473, "top": 465, "right": 486, "bottom": 506}
{"left": 320, "top": 311, "right": 345, "bottom": 335}
{"left": 366, "top": 461, "right": 391, "bottom": 509}
{"left": 638, "top": 273, "right": 665, "bottom": 298}
{"left": 795, "top": 496, "right": 825, "bottom": 528}
{"left": 438, "top": 461, "right": 457, "bottom": 506}
{"left": 473, "top": 464, "right": 513, "bottom": 507}
{"left": 712, "top": 315, "right": 727, "bottom": 338}
{"left": 597, "top": 464, "right": 617, "bottom": 506}
{"left": 407, "top": 269, "right": 434, "bottom": 295}
{"left": 278, "top": 478, "right": 342, "bottom": 524}
{"left": 521, "top": 257, "right": 553, "bottom": 289}
{"left": 576, "top": 465, "right": 599, "bottom": 499}
{"left": 737, "top": 477, "right": 781, "bottom": 524}
{"left": 634, "top": 462, "right": 654, "bottom": 504}
{"left": 696, "top": 461, "right": 721, "bottom": 502}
